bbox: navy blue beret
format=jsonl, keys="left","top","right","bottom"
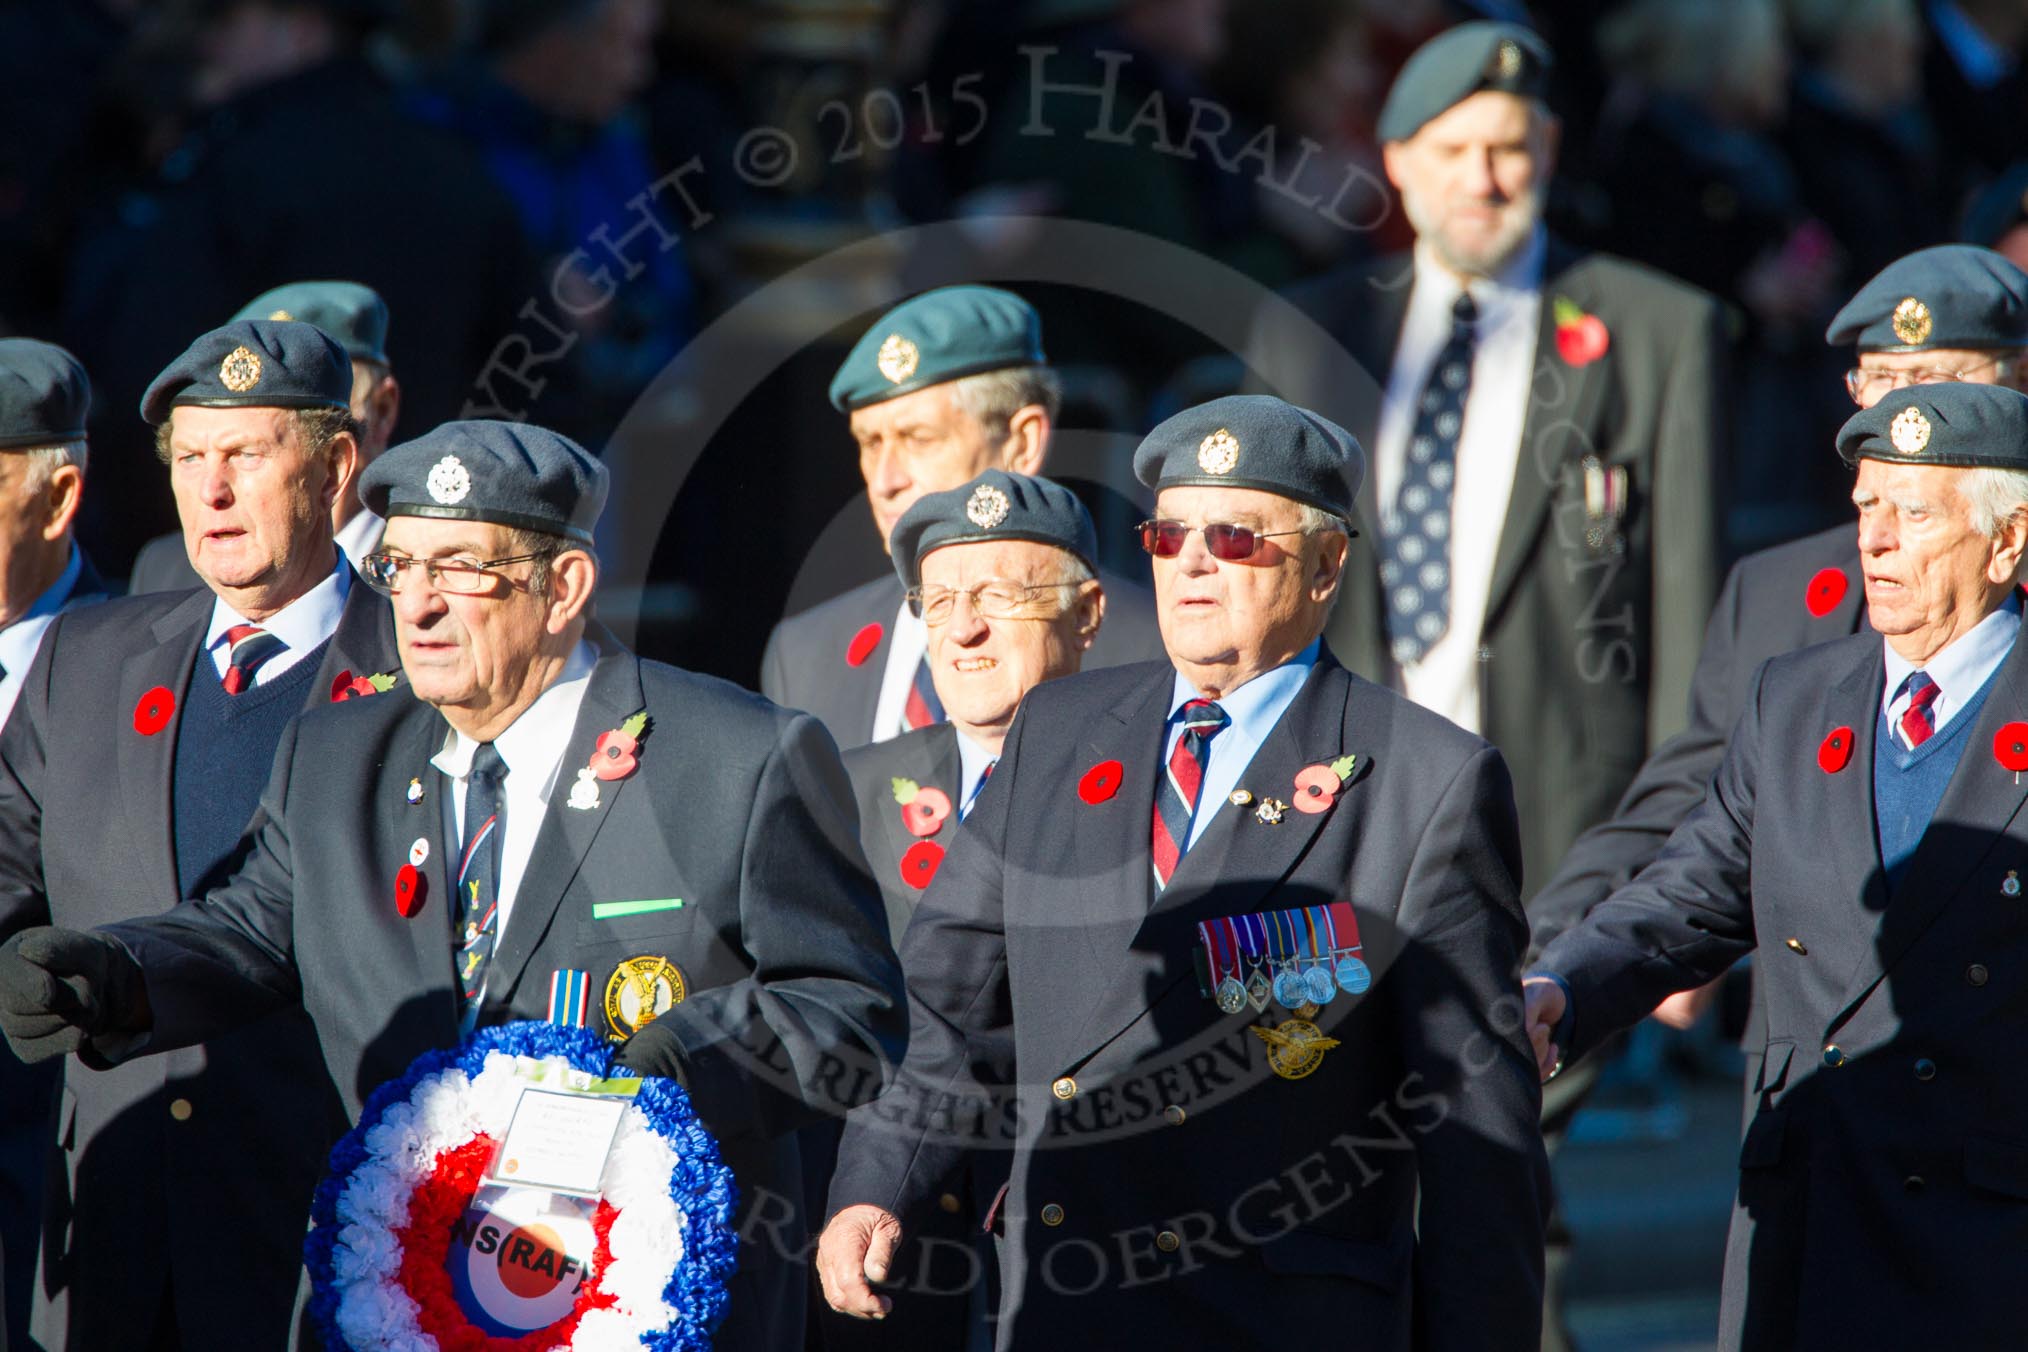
{"left": 140, "top": 320, "right": 351, "bottom": 425}
{"left": 0, "top": 340, "right": 89, "bottom": 450}
{"left": 361, "top": 420, "right": 608, "bottom": 546}
{"left": 1377, "top": 21, "right": 1551, "bottom": 144}
{"left": 1826, "top": 245, "right": 2028, "bottom": 352}
{"left": 829, "top": 285, "right": 1046, "bottom": 412}
{"left": 234, "top": 280, "right": 391, "bottom": 366}
{"left": 890, "top": 470, "right": 1098, "bottom": 591}
{"left": 1837, "top": 382, "right": 2028, "bottom": 470}
{"left": 1134, "top": 395, "right": 1364, "bottom": 519}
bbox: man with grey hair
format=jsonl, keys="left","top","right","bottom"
{"left": 761, "top": 284, "right": 1161, "bottom": 750}
{"left": 1527, "top": 381, "right": 2028, "bottom": 1349}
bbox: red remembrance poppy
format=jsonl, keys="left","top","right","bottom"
{"left": 1818, "top": 726, "right": 1854, "bottom": 774}
{"left": 1996, "top": 723, "right": 2028, "bottom": 772}
{"left": 902, "top": 786, "right": 952, "bottom": 837}
{"left": 133, "top": 686, "right": 175, "bottom": 735}
{"left": 1291, "top": 764, "right": 1340, "bottom": 815}
{"left": 845, "top": 623, "right": 884, "bottom": 668}
{"left": 1555, "top": 315, "right": 1610, "bottom": 366}
{"left": 900, "top": 840, "right": 944, "bottom": 889}
{"left": 330, "top": 671, "right": 377, "bottom": 701}
{"left": 395, "top": 863, "right": 426, "bottom": 918}
{"left": 1078, "top": 760, "right": 1124, "bottom": 804}
{"left": 1804, "top": 568, "right": 1848, "bottom": 618}
{"left": 591, "top": 729, "right": 639, "bottom": 781}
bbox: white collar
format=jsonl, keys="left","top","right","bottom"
{"left": 431, "top": 640, "right": 600, "bottom": 782}
{"left": 0, "top": 544, "right": 82, "bottom": 670}
{"left": 335, "top": 510, "right": 383, "bottom": 571}
{"left": 955, "top": 726, "right": 999, "bottom": 811}
{"left": 204, "top": 552, "right": 349, "bottom": 655}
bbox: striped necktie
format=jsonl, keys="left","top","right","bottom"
{"left": 1151, "top": 699, "right": 1229, "bottom": 890}
{"left": 1899, "top": 671, "right": 1941, "bottom": 749}
{"left": 220, "top": 623, "right": 286, "bottom": 695}
{"left": 903, "top": 655, "right": 945, "bottom": 731}
{"left": 456, "top": 743, "right": 508, "bottom": 1022}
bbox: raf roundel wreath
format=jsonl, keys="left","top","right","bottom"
{"left": 306, "top": 1021, "right": 738, "bottom": 1351}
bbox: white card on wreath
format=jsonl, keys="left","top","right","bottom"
{"left": 483, "top": 1088, "right": 628, "bottom": 1196}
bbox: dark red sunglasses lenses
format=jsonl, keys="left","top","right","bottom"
{"left": 1139, "top": 522, "right": 1258, "bottom": 559}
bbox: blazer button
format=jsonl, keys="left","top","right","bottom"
{"left": 1784, "top": 937, "right": 1808, "bottom": 955}
{"left": 1051, "top": 1076, "right": 1078, "bottom": 1101}
{"left": 939, "top": 1193, "right": 962, "bottom": 1214}
{"left": 1163, "top": 1104, "right": 1186, "bottom": 1126}
{"left": 1040, "top": 1203, "right": 1065, "bottom": 1227}
{"left": 169, "top": 1098, "right": 193, "bottom": 1121}
{"left": 1822, "top": 1044, "right": 1845, "bottom": 1068}
{"left": 1914, "top": 1058, "right": 1937, "bottom": 1082}
{"left": 1155, "top": 1230, "right": 1181, "bottom": 1252}
{"left": 1968, "top": 963, "right": 1991, "bottom": 987}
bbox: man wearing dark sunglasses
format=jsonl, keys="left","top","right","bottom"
{"left": 759, "top": 285, "right": 1161, "bottom": 753}
{"left": 821, "top": 395, "right": 1547, "bottom": 1349}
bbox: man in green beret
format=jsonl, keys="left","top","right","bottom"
{"left": 762, "top": 284, "right": 1161, "bottom": 751}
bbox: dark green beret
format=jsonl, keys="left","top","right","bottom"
{"left": 140, "top": 320, "right": 351, "bottom": 425}
{"left": 1837, "top": 382, "right": 2028, "bottom": 470}
{"left": 0, "top": 339, "right": 89, "bottom": 450}
{"left": 1134, "top": 394, "right": 1364, "bottom": 519}
{"left": 890, "top": 470, "right": 1097, "bottom": 592}
{"left": 1377, "top": 21, "right": 1551, "bottom": 144}
{"left": 829, "top": 285, "right": 1046, "bottom": 413}
{"left": 361, "top": 419, "right": 607, "bottom": 546}
{"left": 1825, "top": 245, "right": 2028, "bottom": 352}
{"left": 234, "top": 280, "right": 391, "bottom": 366}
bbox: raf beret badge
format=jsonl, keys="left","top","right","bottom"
{"left": 268, "top": 309, "right": 294, "bottom": 322}
{"left": 1892, "top": 296, "right": 1932, "bottom": 346}
{"left": 219, "top": 346, "right": 263, "bottom": 393}
{"left": 1494, "top": 38, "right": 1523, "bottom": 80}
{"left": 1890, "top": 405, "right": 1932, "bottom": 455}
{"left": 427, "top": 455, "right": 472, "bottom": 505}
{"left": 877, "top": 333, "right": 920, "bottom": 384}
{"left": 1198, "top": 428, "right": 1241, "bottom": 475}
{"left": 965, "top": 483, "right": 1010, "bottom": 529}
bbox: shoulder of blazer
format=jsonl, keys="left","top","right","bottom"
{"left": 1733, "top": 524, "right": 1857, "bottom": 585}
{"left": 1338, "top": 662, "right": 1496, "bottom": 767}
{"left": 1549, "top": 244, "right": 1722, "bottom": 322}
{"left": 1756, "top": 627, "right": 1879, "bottom": 695}
{"left": 1017, "top": 657, "right": 1177, "bottom": 721}
{"left": 771, "top": 574, "right": 901, "bottom": 647}
{"left": 843, "top": 724, "right": 948, "bottom": 800}
{"left": 43, "top": 586, "right": 207, "bottom": 659}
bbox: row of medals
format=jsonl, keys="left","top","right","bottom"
{"left": 1216, "top": 946, "right": 1371, "bottom": 1019}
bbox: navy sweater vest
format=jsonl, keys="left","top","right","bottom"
{"left": 1873, "top": 667, "right": 1998, "bottom": 889}
{"left": 172, "top": 640, "right": 329, "bottom": 894}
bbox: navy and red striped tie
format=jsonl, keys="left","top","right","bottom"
{"left": 456, "top": 743, "right": 507, "bottom": 1021}
{"left": 220, "top": 623, "right": 286, "bottom": 695}
{"left": 1151, "top": 699, "right": 1229, "bottom": 890}
{"left": 903, "top": 655, "right": 945, "bottom": 731}
{"left": 1900, "top": 671, "right": 1941, "bottom": 748}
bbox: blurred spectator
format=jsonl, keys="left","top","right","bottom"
{"left": 1918, "top": 0, "right": 2028, "bottom": 196}
{"left": 1962, "top": 160, "right": 2028, "bottom": 269}
{"left": 55, "top": 0, "right": 534, "bottom": 576}
{"left": 1785, "top": 0, "right": 1948, "bottom": 294}
{"left": 409, "top": 0, "right": 700, "bottom": 442}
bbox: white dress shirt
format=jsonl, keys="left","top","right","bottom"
{"left": 432, "top": 640, "right": 599, "bottom": 944}
{"left": 0, "top": 544, "right": 84, "bottom": 729}
{"left": 335, "top": 509, "right": 384, "bottom": 569}
{"left": 955, "top": 726, "right": 998, "bottom": 819}
{"left": 1374, "top": 227, "right": 1546, "bottom": 734}
{"left": 202, "top": 553, "right": 350, "bottom": 685}
{"left": 1881, "top": 595, "right": 2021, "bottom": 748}
{"left": 870, "top": 600, "right": 930, "bottom": 742}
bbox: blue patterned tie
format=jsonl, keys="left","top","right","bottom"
{"left": 1381, "top": 291, "right": 1477, "bottom": 666}
{"left": 456, "top": 743, "right": 507, "bottom": 1023}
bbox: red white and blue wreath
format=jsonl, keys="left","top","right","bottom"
{"left": 306, "top": 1021, "right": 738, "bottom": 1351}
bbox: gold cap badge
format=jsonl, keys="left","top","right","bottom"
{"left": 965, "top": 483, "right": 1011, "bottom": 529}
{"left": 1889, "top": 404, "right": 1932, "bottom": 455}
{"left": 1495, "top": 39, "right": 1523, "bottom": 80}
{"left": 267, "top": 308, "right": 294, "bottom": 322}
{"left": 1197, "top": 428, "right": 1240, "bottom": 475}
{"left": 604, "top": 955, "right": 686, "bottom": 1040}
{"left": 218, "top": 346, "right": 262, "bottom": 393}
{"left": 1891, "top": 296, "right": 1932, "bottom": 346}
{"left": 877, "top": 333, "right": 920, "bottom": 384}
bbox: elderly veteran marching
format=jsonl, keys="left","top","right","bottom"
{"left": 762, "top": 284, "right": 1160, "bottom": 750}
{"left": 819, "top": 395, "right": 1547, "bottom": 1351}
{"left": 1527, "top": 381, "right": 2028, "bottom": 1349}
{"left": 0, "top": 420, "right": 906, "bottom": 1352}
{"left": 0, "top": 319, "right": 397, "bottom": 1351}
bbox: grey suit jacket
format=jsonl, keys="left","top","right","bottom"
{"left": 1529, "top": 524, "right": 1864, "bottom": 955}
{"left": 1540, "top": 626, "right": 2028, "bottom": 1348}
{"left": 94, "top": 637, "right": 906, "bottom": 1352}
{"left": 830, "top": 650, "right": 1547, "bottom": 1351}
{"left": 0, "top": 579, "right": 398, "bottom": 1351}
{"left": 1251, "top": 242, "right": 1726, "bottom": 903}
{"left": 843, "top": 723, "right": 961, "bottom": 943}
{"left": 760, "top": 568, "right": 1165, "bottom": 751}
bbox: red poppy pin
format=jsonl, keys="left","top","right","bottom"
{"left": 1079, "top": 760, "right": 1124, "bottom": 804}
{"left": 1818, "top": 726, "right": 1854, "bottom": 774}
{"left": 591, "top": 711, "right": 650, "bottom": 782}
{"left": 331, "top": 669, "right": 400, "bottom": 702}
{"left": 1291, "top": 755, "right": 1359, "bottom": 815}
{"left": 133, "top": 686, "right": 175, "bottom": 736}
{"left": 1804, "top": 568, "right": 1848, "bottom": 618}
{"left": 900, "top": 839, "right": 945, "bottom": 889}
{"left": 892, "top": 778, "right": 952, "bottom": 837}
{"left": 1552, "top": 297, "right": 1610, "bottom": 367}
{"left": 1995, "top": 722, "right": 2028, "bottom": 777}
{"left": 846, "top": 623, "right": 884, "bottom": 668}
{"left": 394, "top": 862, "right": 426, "bottom": 918}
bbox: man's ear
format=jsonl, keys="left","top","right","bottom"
{"left": 39, "top": 463, "right": 84, "bottom": 542}
{"left": 547, "top": 548, "right": 599, "bottom": 633}
{"left": 1311, "top": 530, "right": 1350, "bottom": 602}
{"left": 1003, "top": 406, "right": 1050, "bottom": 476}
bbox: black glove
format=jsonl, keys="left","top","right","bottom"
{"left": 0, "top": 927, "right": 146, "bottom": 1064}
{"left": 611, "top": 1015, "right": 689, "bottom": 1089}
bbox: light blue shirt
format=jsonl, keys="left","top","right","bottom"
{"left": 1164, "top": 638, "right": 1322, "bottom": 849}
{"left": 0, "top": 544, "right": 84, "bottom": 729}
{"left": 955, "top": 728, "right": 998, "bottom": 820}
{"left": 203, "top": 553, "right": 351, "bottom": 686}
{"left": 1881, "top": 593, "right": 2021, "bottom": 748}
